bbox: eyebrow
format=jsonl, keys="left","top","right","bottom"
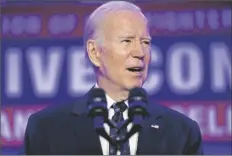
{"left": 118, "top": 36, "right": 152, "bottom": 40}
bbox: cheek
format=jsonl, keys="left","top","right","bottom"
{"left": 101, "top": 43, "right": 129, "bottom": 71}
{"left": 100, "top": 47, "right": 114, "bottom": 64}
{"left": 145, "top": 53, "right": 151, "bottom": 64}
{"left": 101, "top": 51, "right": 122, "bottom": 73}
{"left": 107, "top": 47, "right": 127, "bottom": 65}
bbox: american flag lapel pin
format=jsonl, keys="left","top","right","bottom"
{"left": 151, "top": 124, "right": 159, "bottom": 129}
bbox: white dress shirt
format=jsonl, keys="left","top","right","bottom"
{"left": 95, "top": 84, "right": 139, "bottom": 155}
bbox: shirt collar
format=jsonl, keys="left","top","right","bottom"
{"left": 94, "top": 83, "right": 128, "bottom": 110}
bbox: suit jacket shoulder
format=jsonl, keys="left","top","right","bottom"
{"left": 148, "top": 99, "right": 198, "bottom": 128}
{"left": 147, "top": 101, "right": 203, "bottom": 154}
{"left": 23, "top": 95, "right": 87, "bottom": 155}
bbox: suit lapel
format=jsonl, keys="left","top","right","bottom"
{"left": 137, "top": 101, "right": 166, "bottom": 155}
{"left": 70, "top": 91, "right": 102, "bottom": 155}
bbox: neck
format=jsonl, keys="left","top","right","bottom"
{"left": 96, "top": 76, "right": 129, "bottom": 102}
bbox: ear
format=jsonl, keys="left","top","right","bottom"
{"left": 86, "top": 39, "right": 101, "bottom": 67}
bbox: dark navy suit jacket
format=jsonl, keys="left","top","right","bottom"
{"left": 23, "top": 89, "right": 204, "bottom": 155}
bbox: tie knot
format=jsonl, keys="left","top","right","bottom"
{"left": 112, "top": 101, "right": 127, "bottom": 113}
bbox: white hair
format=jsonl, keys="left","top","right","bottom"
{"left": 83, "top": 1, "right": 144, "bottom": 67}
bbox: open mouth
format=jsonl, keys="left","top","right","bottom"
{"left": 127, "top": 67, "right": 144, "bottom": 72}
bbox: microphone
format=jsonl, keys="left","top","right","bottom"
{"left": 87, "top": 88, "right": 116, "bottom": 145}
{"left": 125, "top": 87, "right": 149, "bottom": 141}
{"left": 114, "top": 87, "right": 149, "bottom": 143}
{"left": 128, "top": 87, "right": 149, "bottom": 125}
{"left": 87, "top": 88, "right": 107, "bottom": 128}
{"left": 87, "top": 87, "right": 149, "bottom": 146}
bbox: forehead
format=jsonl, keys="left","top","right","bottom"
{"left": 101, "top": 10, "right": 150, "bottom": 37}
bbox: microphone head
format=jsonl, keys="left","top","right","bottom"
{"left": 88, "top": 88, "right": 107, "bottom": 104}
{"left": 87, "top": 88, "right": 108, "bottom": 120}
{"left": 128, "top": 87, "right": 148, "bottom": 104}
{"left": 87, "top": 88, "right": 107, "bottom": 130}
{"left": 128, "top": 87, "right": 149, "bottom": 122}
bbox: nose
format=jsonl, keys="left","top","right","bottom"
{"left": 131, "top": 40, "right": 145, "bottom": 59}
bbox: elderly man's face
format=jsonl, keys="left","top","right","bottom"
{"left": 96, "top": 10, "right": 151, "bottom": 91}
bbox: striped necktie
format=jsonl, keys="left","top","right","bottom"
{"left": 109, "top": 101, "right": 130, "bottom": 155}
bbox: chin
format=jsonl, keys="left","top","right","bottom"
{"left": 125, "top": 80, "right": 144, "bottom": 90}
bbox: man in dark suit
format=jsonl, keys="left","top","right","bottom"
{"left": 23, "top": 1, "right": 204, "bottom": 155}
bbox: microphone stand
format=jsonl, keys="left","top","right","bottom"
{"left": 90, "top": 115, "right": 143, "bottom": 148}
{"left": 88, "top": 101, "right": 148, "bottom": 150}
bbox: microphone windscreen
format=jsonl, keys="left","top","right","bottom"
{"left": 88, "top": 88, "right": 107, "bottom": 104}
{"left": 128, "top": 87, "right": 148, "bottom": 103}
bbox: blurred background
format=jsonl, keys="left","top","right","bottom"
{"left": 1, "top": 0, "right": 231, "bottom": 154}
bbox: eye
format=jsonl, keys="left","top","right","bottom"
{"left": 142, "top": 40, "right": 151, "bottom": 45}
{"left": 122, "top": 39, "right": 132, "bottom": 43}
